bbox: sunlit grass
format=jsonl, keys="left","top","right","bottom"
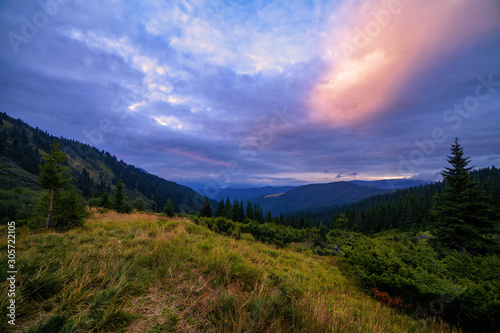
{"left": 0, "top": 211, "right": 459, "bottom": 332}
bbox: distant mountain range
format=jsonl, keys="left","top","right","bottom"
{"left": 349, "top": 179, "right": 435, "bottom": 189}
{"left": 206, "top": 186, "right": 296, "bottom": 202}
{"left": 207, "top": 179, "right": 435, "bottom": 215}
{"left": 246, "top": 181, "right": 393, "bottom": 215}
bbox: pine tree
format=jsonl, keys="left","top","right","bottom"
{"left": 224, "top": 198, "right": 232, "bottom": 220}
{"left": 100, "top": 191, "right": 111, "bottom": 209}
{"left": 215, "top": 199, "right": 225, "bottom": 217}
{"left": 199, "top": 197, "right": 212, "bottom": 217}
{"left": 78, "top": 168, "right": 92, "bottom": 198}
{"left": 39, "top": 141, "right": 70, "bottom": 228}
{"left": 246, "top": 202, "right": 254, "bottom": 220}
{"left": 0, "top": 129, "right": 7, "bottom": 154}
{"left": 164, "top": 199, "right": 175, "bottom": 217}
{"left": 432, "top": 138, "right": 497, "bottom": 253}
{"left": 114, "top": 179, "right": 126, "bottom": 213}
{"left": 232, "top": 200, "right": 240, "bottom": 221}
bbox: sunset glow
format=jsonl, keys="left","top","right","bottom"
{"left": 310, "top": 0, "right": 500, "bottom": 126}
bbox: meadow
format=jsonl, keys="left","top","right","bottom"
{"left": 0, "top": 210, "right": 458, "bottom": 332}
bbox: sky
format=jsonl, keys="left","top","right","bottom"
{"left": 1, "top": 0, "right": 500, "bottom": 195}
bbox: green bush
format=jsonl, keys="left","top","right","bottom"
{"left": 0, "top": 187, "right": 39, "bottom": 225}
{"left": 323, "top": 230, "right": 500, "bottom": 331}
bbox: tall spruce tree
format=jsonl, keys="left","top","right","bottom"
{"left": 224, "top": 197, "right": 232, "bottom": 220}
{"left": 214, "top": 199, "right": 225, "bottom": 217}
{"left": 164, "top": 199, "right": 175, "bottom": 217}
{"left": 432, "top": 138, "right": 497, "bottom": 253}
{"left": 39, "top": 141, "right": 70, "bottom": 228}
{"left": 199, "top": 197, "right": 212, "bottom": 217}
{"left": 114, "top": 179, "right": 126, "bottom": 213}
{"left": 246, "top": 202, "right": 254, "bottom": 220}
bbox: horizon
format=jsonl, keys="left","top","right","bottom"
{"left": 1, "top": 0, "right": 500, "bottom": 194}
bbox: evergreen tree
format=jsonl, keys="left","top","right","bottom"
{"left": 215, "top": 199, "right": 225, "bottom": 217}
{"left": 199, "top": 197, "right": 212, "bottom": 217}
{"left": 232, "top": 200, "right": 240, "bottom": 221}
{"left": 114, "top": 179, "right": 126, "bottom": 213}
{"left": 39, "top": 141, "right": 70, "bottom": 228}
{"left": 332, "top": 213, "right": 348, "bottom": 230}
{"left": 0, "top": 129, "right": 7, "bottom": 154}
{"left": 266, "top": 212, "right": 273, "bottom": 223}
{"left": 78, "top": 168, "right": 92, "bottom": 198}
{"left": 432, "top": 138, "right": 497, "bottom": 253}
{"left": 224, "top": 198, "right": 232, "bottom": 220}
{"left": 238, "top": 201, "right": 245, "bottom": 222}
{"left": 245, "top": 202, "right": 254, "bottom": 220}
{"left": 100, "top": 191, "right": 111, "bottom": 209}
{"left": 164, "top": 199, "right": 175, "bottom": 217}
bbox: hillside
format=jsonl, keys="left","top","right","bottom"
{"left": 0, "top": 113, "right": 211, "bottom": 215}
{"left": 250, "top": 181, "right": 392, "bottom": 215}
{"left": 0, "top": 211, "right": 459, "bottom": 332}
{"left": 349, "top": 179, "right": 435, "bottom": 189}
{"left": 206, "top": 186, "right": 296, "bottom": 202}
{"left": 295, "top": 167, "right": 500, "bottom": 233}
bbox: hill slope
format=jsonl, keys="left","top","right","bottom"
{"left": 0, "top": 211, "right": 458, "bottom": 332}
{"left": 250, "top": 181, "right": 392, "bottom": 215}
{"left": 349, "top": 179, "right": 435, "bottom": 189}
{"left": 207, "top": 186, "right": 296, "bottom": 202}
{"left": 0, "top": 112, "right": 210, "bottom": 214}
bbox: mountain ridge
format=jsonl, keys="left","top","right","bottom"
{"left": 247, "top": 181, "right": 393, "bottom": 215}
{"left": 0, "top": 112, "right": 212, "bottom": 214}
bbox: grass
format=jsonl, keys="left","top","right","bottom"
{"left": 0, "top": 211, "right": 460, "bottom": 332}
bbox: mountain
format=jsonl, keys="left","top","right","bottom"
{"left": 295, "top": 166, "right": 500, "bottom": 233}
{"left": 0, "top": 112, "right": 211, "bottom": 214}
{"left": 207, "top": 186, "right": 296, "bottom": 202}
{"left": 249, "top": 181, "right": 392, "bottom": 215}
{"left": 349, "top": 179, "right": 435, "bottom": 189}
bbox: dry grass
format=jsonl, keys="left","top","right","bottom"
{"left": 0, "top": 211, "right": 460, "bottom": 332}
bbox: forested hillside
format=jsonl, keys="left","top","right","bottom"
{"left": 248, "top": 181, "right": 391, "bottom": 215}
{"left": 0, "top": 113, "right": 210, "bottom": 221}
{"left": 293, "top": 167, "right": 500, "bottom": 233}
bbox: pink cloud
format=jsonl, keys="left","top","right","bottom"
{"left": 309, "top": 0, "right": 500, "bottom": 127}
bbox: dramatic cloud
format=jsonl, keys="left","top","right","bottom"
{"left": 1, "top": 0, "right": 499, "bottom": 192}
{"left": 309, "top": 0, "right": 500, "bottom": 126}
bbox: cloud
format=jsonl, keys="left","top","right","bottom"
{"left": 410, "top": 172, "right": 441, "bottom": 182}
{"left": 0, "top": 0, "right": 499, "bottom": 188}
{"left": 309, "top": 0, "right": 500, "bottom": 127}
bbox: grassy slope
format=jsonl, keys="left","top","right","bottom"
{"left": 0, "top": 212, "right": 458, "bottom": 333}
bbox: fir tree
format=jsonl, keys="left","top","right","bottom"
{"left": 100, "top": 191, "right": 111, "bottom": 209}
{"left": 246, "top": 202, "right": 254, "bottom": 220}
{"left": 0, "top": 129, "right": 7, "bottom": 154}
{"left": 199, "top": 197, "right": 212, "bottom": 217}
{"left": 224, "top": 197, "right": 233, "bottom": 220}
{"left": 232, "top": 200, "right": 240, "bottom": 221}
{"left": 78, "top": 168, "right": 92, "bottom": 198}
{"left": 215, "top": 199, "right": 225, "bottom": 217}
{"left": 39, "top": 141, "right": 70, "bottom": 228}
{"left": 432, "top": 138, "right": 497, "bottom": 253}
{"left": 114, "top": 179, "right": 126, "bottom": 213}
{"left": 164, "top": 199, "right": 175, "bottom": 217}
